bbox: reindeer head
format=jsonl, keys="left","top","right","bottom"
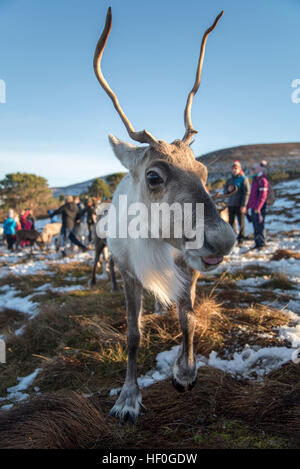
{"left": 94, "top": 8, "right": 236, "bottom": 272}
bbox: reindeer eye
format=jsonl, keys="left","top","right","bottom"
{"left": 146, "top": 171, "right": 164, "bottom": 187}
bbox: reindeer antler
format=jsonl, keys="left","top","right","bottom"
{"left": 182, "top": 11, "right": 224, "bottom": 144}
{"left": 93, "top": 7, "right": 158, "bottom": 146}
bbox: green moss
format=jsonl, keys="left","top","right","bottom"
{"left": 194, "top": 419, "right": 289, "bottom": 449}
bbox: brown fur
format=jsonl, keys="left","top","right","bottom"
{"left": 41, "top": 222, "right": 62, "bottom": 248}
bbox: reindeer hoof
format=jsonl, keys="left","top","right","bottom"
{"left": 172, "top": 377, "right": 186, "bottom": 392}
{"left": 109, "top": 407, "right": 137, "bottom": 424}
{"left": 172, "top": 375, "right": 197, "bottom": 393}
{"left": 109, "top": 388, "right": 143, "bottom": 424}
{"left": 109, "top": 404, "right": 141, "bottom": 425}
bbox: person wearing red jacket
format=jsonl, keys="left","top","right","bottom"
{"left": 246, "top": 161, "right": 269, "bottom": 250}
{"left": 19, "top": 208, "right": 35, "bottom": 247}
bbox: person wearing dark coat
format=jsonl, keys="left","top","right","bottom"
{"left": 51, "top": 195, "right": 87, "bottom": 255}
{"left": 73, "top": 196, "right": 88, "bottom": 243}
{"left": 86, "top": 199, "right": 97, "bottom": 243}
{"left": 224, "top": 160, "right": 250, "bottom": 246}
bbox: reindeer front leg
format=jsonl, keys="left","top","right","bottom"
{"left": 90, "top": 238, "right": 103, "bottom": 286}
{"left": 110, "top": 272, "right": 143, "bottom": 423}
{"left": 172, "top": 270, "right": 200, "bottom": 392}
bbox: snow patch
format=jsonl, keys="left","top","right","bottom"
{"left": 208, "top": 346, "right": 294, "bottom": 380}
{"left": 0, "top": 286, "right": 39, "bottom": 319}
{"left": 0, "top": 368, "right": 41, "bottom": 408}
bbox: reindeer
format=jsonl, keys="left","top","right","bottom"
{"left": 212, "top": 186, "right": 238, "bottom": 224}
{"left": 90, "top": 203, "right": 118, "bottom": 291}
{"left": 15, "top": 229, "right": 43, "bottom": 251}
{"left": 40, "top": 222, "right": 62, "bottom": 250}
{"left": 93, "top": 8, "right": 236, "bottom": 422}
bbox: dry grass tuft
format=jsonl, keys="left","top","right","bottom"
{"left": 135, "top": 363, "right": 300, "bottom": 448}
{"left": 261, "top": 273, "right": 296, "bottom": 290}
{"left": 1, "top": 258, "right": 298, "bottom": 448}
{"left": 73, "top": 314, "right": 126, "bottom": 348}
{"left": 193, "top": 295, "right": 228, "bottom": 355}
{"left": 218, "top": 362, "right": 300, "bottom": 442}
{"left": 271, "top": 249, "right": 300, "bottom": 261}
{"left": 228, "top": 303, "right": 288, "bottom": 328}
{"left": 0, "top": 308, "right": 26, "bottom": 333}
{"left": 194, "top": 295, "right": 224, "bottom": 333}
{"left": 142, "top": 308, "right": 180, "bottom": 346}
{"left": 142, "top": 296, "right": 223, "bottom": 344}
{"left": 0, "top": 392, "right": 111, "bottom": 449}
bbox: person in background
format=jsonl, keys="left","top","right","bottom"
{"left": 19, "top": 209, "right": 25, "bottom": 228}
{"left": 51, "top": 195, "right": 88, "bottom": 256}
{"left": 20, "top": 208, "right": 35, "bottom": 247}
{"left": 11, "top": 214, "right": 22, "bottom": 248}
{"left": 246, "top": 160, "right": 269, "bottom": 250}
{"left": 20, "top": 208, "right": 35, "bottom": 230}
{"left": 74, "top": 196, "right": 87, "bottom": 222}
{"left": 223, "top": 160, "right": 250, "bottom": 246}
{"left": 73, "top": 196, "right": 87, "bottom": 244}
{"left": 48, "top": 209, "right": 58, "bottom": 223}
{"left": 86, "top": 198, "right": 97, "bottom": 243}
{"left": 3, "top": 209, "right": 17, "bottom": 250}
{"left": 14, "top": 214, "right": 21, "bottom": 231}
{"left": 28, "top": 209, "right": 35, "bottom": 230}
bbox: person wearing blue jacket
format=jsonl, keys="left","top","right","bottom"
{"left": 3, "top": 209, "right": 17, "bottom": 250}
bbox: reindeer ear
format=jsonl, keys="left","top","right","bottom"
{"left": 108, "top": 134, "right": 147, "bottom": 171}
{"left": 196, "top": 161, "right": 208, "bottom": 186}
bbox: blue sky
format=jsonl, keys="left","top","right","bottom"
{"left": 0, "top": 0, "right": 299, "bottom": 187}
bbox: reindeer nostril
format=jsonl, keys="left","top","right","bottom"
{"left": 204, "top": 220, "right": 236, "bottom": 256}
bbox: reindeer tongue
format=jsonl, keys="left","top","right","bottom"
{"left": 202, "top": 256, "right": 223, "bottom": 265}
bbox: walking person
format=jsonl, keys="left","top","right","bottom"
{"left": 3, "top": 209, "right": 17, "bottom": 250}
{"left": 223, "top": 160, "right": 250, "bottom": 246}
{"left": 73, "top": 196, "right": 88, "bottom": 244}
{"left": 51, "top": 195, "right": 88, "bottom": 256}
{"left": 246, "top": 161, "right": 269, "bottom": 250}
{"left": 86, "top": 198, "right": 97, "bottom": 244}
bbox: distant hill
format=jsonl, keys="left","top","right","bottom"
{"left": 51, "top": 177, "right": 97, "bottom": 198}
{"left": 51, "top": 173, "right": 119, "bottom": 198}
{"left": 51, "top": 142, "right": 300, "bottom": 197}
{"left": 197, "top": 142, "right": 300, "bottom": 182}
